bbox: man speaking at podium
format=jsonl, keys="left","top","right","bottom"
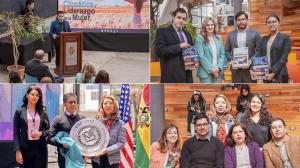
{"left": 50, "top": 11, "right": 71, "bottom": 70}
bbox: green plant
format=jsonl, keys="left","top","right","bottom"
{"left": 0, "top": 12, "right": 47, "bottom": 68}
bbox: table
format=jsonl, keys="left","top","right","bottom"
{"left": 0, "top": 33, "right": 53, "bottom": 65}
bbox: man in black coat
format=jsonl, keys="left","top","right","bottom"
{"left": 21, "top": 0, "right": 35, "bottom": 16}
{"left": 25, "top": 49, "right": 55, "bottom": 82}
{"left": 155, "top": 8, "right": 194, "bottom": 83}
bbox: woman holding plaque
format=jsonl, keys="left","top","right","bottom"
{"left": 240, "top": 93, "right": 273, "bottom": 147}
{"left": 92, "top": 95, "right": 126, "bottom": 168}
{"left": 257, "top": 14, "right": 291, "bottom": 83}
{"left": 13, "top": 86, "right": 50, "bottom": 168}
{"left": 150, "top": 124, "right": 181, "bottom": 168}
{"left": 195, "top": 18, "right": 226, "bottom": 83}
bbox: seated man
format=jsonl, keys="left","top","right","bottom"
{"left": 25, "top": 49, "right": 55, "bottom": 82}
{"left": 180, "top": 114, "right": 224, "bottom": 168}
{"left": 263, "top": 118, "right": 300, "bottom": 167}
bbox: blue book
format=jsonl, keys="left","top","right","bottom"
{"left": 182, "top": 46, "right": 199, "bottom": 70}
{"left": 252, "top": 56, "right": 269, "bottom": 80}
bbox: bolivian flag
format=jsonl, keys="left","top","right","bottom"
{"left": 134, "top": 84, "right": 150, "bottom": 168}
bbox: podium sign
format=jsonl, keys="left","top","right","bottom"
{"left": 57, "top": 32, "right": 83, "bottom": 76}
{"left": 70, "top": 119, "right": 109, "bottom": 157}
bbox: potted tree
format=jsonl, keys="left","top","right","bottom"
{"left": 0, "top": 12, "right": 47, "bottom": 80}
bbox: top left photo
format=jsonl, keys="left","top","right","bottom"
{"left": 0, "top": 0, "right": 150, "bottom": 83}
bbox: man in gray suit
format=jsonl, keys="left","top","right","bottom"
{"left": 225, "top": 11, "right": 261, "bottom": 83}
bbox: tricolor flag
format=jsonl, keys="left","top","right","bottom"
{"left": 134, "top": 84, "right": 150, "bottom": 168}
{"left": 119, "top": 84, "right": 134, "bottom": 168}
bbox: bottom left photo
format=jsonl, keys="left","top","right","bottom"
{"left": 0, "top": 84, "right": 150, "bottom": 168}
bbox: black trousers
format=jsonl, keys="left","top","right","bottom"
{"left": 92, "top": 155, "right": 119, "bottom": 168}
{"left": 20, "top": 141, "right": 48, "bottom": 168}
{"left": 58, "top": 151, "right": 65, "bottom": 168}
{"left": 54, "top": 39, "right": 60, "bottom": 67}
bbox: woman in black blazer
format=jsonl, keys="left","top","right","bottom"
{"left": 13, "top": 86, "right": 50, "bottom": 168}
{"left": 259, "top": 14, "right": 291, "bottom": 83}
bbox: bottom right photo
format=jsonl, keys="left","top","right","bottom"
{"left": 150, "top": 84, "right": 300, "bottom": 168}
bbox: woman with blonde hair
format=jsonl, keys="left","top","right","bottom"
{"left": 207, "top": 94, "right": 235, "bottom": 144}
{"left": 92, "top": 95, "right": 126, "bottom": 168}
{"left": 75, "top": 62, "right": 97, "bottom": 83}
{"left": 195, "top": 17, "right": 226, "bottom": 83}
{"left": 150, "top": 124, "right": 181, "bottom": 168}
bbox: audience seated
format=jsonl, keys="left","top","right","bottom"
{"left": 94, "top": 70, "right": 110, "bottom": 83}
{"left": 75, "top": 62, "right": 96, "bottom": 83}
{"left": 25, "top": 49, "right": 55, "bottom": 83}
{"left": 9, "top": 70, "right": 22, "bottom": 83}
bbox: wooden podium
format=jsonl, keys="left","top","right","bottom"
{"left": 55, "top": 32, "right": 83, "bottom": 76}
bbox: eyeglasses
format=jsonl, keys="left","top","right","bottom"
{"left": 195, "top": 123, "right": 209, "bottom": 127}
{"left": 266, "top": 20, "right": 278, "bottom": 25}
{"left": 67, "top": 101, "right": 76, "bottom": 104}
{"left": 237, "top": 18, "right": 247, "bottom": 22}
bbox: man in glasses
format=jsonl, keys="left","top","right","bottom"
{"left": 225, "top": 11, "right": 261, "bottom": 83}
{"left": 47, "top": 93, "right": 85, "bottom": 168}
{"left": 180, "top": 114, "right": 224, "bottom": 168}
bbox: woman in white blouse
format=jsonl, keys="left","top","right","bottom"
{"left": 195, "top": 18, "right": 226, "bottom": 83}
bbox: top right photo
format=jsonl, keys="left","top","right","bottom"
{"left": 150, "top": 0, "right": 300, "bottom": 84}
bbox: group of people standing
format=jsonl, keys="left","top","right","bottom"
{"left": 13, "top": 86, "right": 126, "bottom": 168}
{"left": 150, "top": 87, "right": 300, "bottom": 168}
{"left": 156, "top": 8, "right": 291, "bottom": 83}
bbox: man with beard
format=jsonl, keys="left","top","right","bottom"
{"left": 225, "top": 11, "right": 261, "bottom": 83}
{"left": 263, "top": 118, "right": 300, "bottom": 168}
{"left": 180, "top": 114, "right": 224, "bottom": 168}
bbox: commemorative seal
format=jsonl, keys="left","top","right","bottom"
{"left": 70, "top": 118, "right": 109, "bottom": 156}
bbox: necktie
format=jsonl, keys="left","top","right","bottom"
{"left": 178, "top": 29, "right": 185, "bottom": 43}
{"left": 60, "top": 22, "right": 64, "bottom": 32}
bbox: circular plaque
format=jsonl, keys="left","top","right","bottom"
{"left": 70, "top": 119, "right": 109, "bottom": 156}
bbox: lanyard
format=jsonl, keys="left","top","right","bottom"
{"left": 27, "top": 109, "right": 37, "bottom": 126}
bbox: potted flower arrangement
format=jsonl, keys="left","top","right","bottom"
{"left": 0, "top": 12, "right": 47, "bottom": 80}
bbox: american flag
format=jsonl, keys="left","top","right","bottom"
{"left": 119, "top": 84, "right": 134, "bottom": 168}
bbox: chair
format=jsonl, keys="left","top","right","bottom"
{"left": 25, "top": 74, "right": 39, "bottom": 83}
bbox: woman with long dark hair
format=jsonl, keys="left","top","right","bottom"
{"left": 224, "top": 123, "right": 263, "bottom": 168}
{"left": 186, "top": 90, "right": 206, "bottom": 135}
{"left": 150, "top": 124, "right": 181, "bottom": 168}
{"left": 92, "top": 95, "right": 126, "bottom": 168}
{"left": 241, "top": 93, "right": 273, "bottom": 147}
{"left": 13, "top": 86, "right": 50, "bottom": 168}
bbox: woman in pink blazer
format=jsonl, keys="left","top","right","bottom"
{"left": 150, "top": 124, "right": 180, "bottom": 168}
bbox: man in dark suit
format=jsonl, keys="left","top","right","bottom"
{"left": 225, "top": 11, "right": 261, "bottom": 83}
{"left": 155, "top": 8, "right": 193, "bottom": 83}
{"left": 21, "top": 0, "right": 35, "bottom": 16}
{"left": 25, "top": 49, "right": 55, "bottom": 82}
{"left": 49, "top": 11, "right": 71, "bottom": 68}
